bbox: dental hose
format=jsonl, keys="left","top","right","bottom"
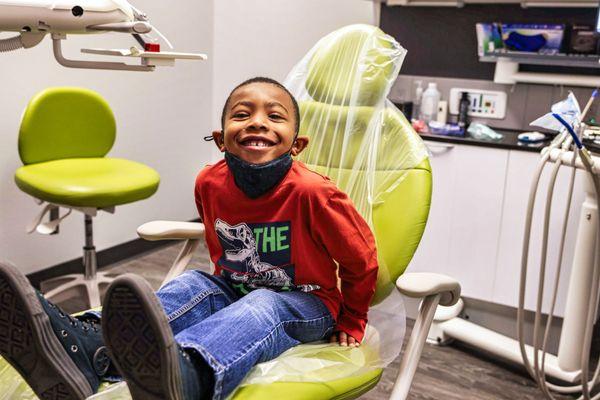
{"left": 518, "top": 89, "right": 600, "bottom": 400}
{"left": 517, "top": 132, "right": 567, "bottom": 390}
{"left": 0, "top": 34, "right": 24, "bottom": 52}
{"left": 539, "top": 142, "right": 577, "bottom": 398}
{"left": 532, "top": 141, "right": 568, "bottom": 400}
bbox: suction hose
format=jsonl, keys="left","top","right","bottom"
{"left": 517, "top": 90, "right": 600, "bottom": 400}
{"left": 517, "top": 133, "right": 567, "bottom": 394}
{"left": 0, "top": 34, "right": 24, "bottom": 52}
{"left": 0, "top": 32, "right": 45, "bottom": 52}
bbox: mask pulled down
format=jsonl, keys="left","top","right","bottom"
{"left": 224, "top": 152, "right": 293, "bottom": 199}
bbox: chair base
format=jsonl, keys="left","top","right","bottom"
{"left": 40, "top": 271, "right": 115, "bottom": 309}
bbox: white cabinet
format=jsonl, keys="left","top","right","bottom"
{"left": 493, "top": 150, "right": 585, "bottom": 316}
{"left": 446, "top": 145, "right": 508, "bottom": 301}
{"left": 410, "top": 142, "right": 508, "bottom": 301}
{"left": 410, "top": 142, "right": 456, "bottom": 278}
{"left": 411, "top": 141, "right": 584, "bottom": 315}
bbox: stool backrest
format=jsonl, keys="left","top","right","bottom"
{"left": 19, "top": 87, "right": 116, "bottom": 165}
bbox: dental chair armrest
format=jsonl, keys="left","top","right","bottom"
{"left": 390, "top": 273, "right": 461, "bottom": 399}
{"left": 396, "top": 272, "right": 461, "bottom": 307}
{"left": 137, "top": 220, "right": 205, "bottom": 241}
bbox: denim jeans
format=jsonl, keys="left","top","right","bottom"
{"left": 156, "top": 270, "right": 335, "bottom": 400}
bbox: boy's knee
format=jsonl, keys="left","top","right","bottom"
{"left": 241, "top": 289, "right": 280, "bottom": 314}
{"left": 245, "top": 288, "right": 278, "bottom": 302}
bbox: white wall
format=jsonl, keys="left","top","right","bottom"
{"left": 211, "top": 0, "right": 375, "bottom": 132}
{"left": 0, "top": 0, "right": 214, "bottom": 274}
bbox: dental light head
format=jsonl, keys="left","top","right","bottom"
{"left": 0, "top": 0, "right": 206, "bottom": 71}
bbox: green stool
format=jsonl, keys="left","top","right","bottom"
{"left": 15, "top": 87, "right": 160, "bottom": 309}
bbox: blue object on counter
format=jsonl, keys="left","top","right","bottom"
{"left": 518, "top": 131, "right": 548, "bottom": 143}
{"left": 428, "top": 121, "right": 464, "bottom": 136}
{"left": 467, "top": 123, "right": 503, "bottom": 140}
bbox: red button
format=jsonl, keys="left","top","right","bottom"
{"left": 144, "top": 43, "right": 160, "bottom": 52}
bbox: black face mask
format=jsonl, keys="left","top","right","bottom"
{"left": 224, "top": 152, "right": 293, "bottom": 199}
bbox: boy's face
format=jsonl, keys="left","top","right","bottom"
{"left": 213, "top": 82, "right": 308, "bottom": 165}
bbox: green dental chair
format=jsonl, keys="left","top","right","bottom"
{"left": 14, "top": 87, "right": 160, "bottom": 309}
{"left": 137, "top": 25, "right": 461, "bottom": 399}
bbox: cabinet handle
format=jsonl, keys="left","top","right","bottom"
{"left": 427, "top": 143, "right": 455, "bottom": 155}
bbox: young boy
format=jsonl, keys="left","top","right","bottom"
{"left": 0, "top": 77, "right": 378, "bottom": 400}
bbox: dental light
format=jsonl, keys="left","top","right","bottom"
{"left": 0, "top": 0, "right": 206, "bottom": 71}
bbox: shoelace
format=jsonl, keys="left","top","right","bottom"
{"left": 46, "top": 299, "right": 99, "bottom": 333}
{"left": 179, "top": 346, "right": 192, "bottom": 362}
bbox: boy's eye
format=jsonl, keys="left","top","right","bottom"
{"left": 269, "top": 114, "right": 284, "bottom": 120}
{"left": 232, "top": 112, "right": 249, "bottom": 118}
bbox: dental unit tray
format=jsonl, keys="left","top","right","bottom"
{"left": 0, "top": 0, "right": 207, "bottom": 71}
{"left": 81, "top": 47, "right": 207, "bottom": 67}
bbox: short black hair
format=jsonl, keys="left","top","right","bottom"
{"left": 220, "top": 77, "right": 300, "bottom": 134}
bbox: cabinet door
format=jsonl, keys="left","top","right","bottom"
{"left": 409, "top": 141, "right": 456, "bottom": 275}
{"left": 493, "top": 150, "right": 584, "bottom": 316}
{"left": 411, "top": 142, "right": 508, "bottom": 302}
{"left": 445, "top": 145, "right": 508, "bottom": 301}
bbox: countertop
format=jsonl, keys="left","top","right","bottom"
{"left": 419, "top": 129, "right": 550, "bottom": 153}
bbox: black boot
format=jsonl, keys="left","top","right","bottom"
{"left": 0, "top": 261, "right": 112, "bottom": 400}
{"left": 102, "top": 273, "right": 208, "bottom": 400}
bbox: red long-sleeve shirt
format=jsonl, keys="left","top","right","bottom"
{"left": 194, "top": 159, "right": 378, "bottom": 341}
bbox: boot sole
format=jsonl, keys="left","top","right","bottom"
{"left": 102, "top": 274, "right": 183, "bottom": 400}
{"left": 0, "top": 261, "right": 93, "bottom": 400}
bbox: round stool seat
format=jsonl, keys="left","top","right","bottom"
{"left": 15, "top": 158, "right": 160, "bottom": 208}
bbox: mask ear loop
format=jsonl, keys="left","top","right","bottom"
{"left": 204, "top": 130, "right": 224, "bottom": 142}
{"left": 289, "top": 131, "right": 299, "bottom": 155}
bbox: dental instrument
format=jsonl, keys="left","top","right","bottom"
{"left": 427, "top": 89, "right": 600, "bottom": 400}
{"left": 0, "top": 0, "right": 206, "bottom": 71}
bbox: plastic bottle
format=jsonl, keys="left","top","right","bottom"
{"left": 413, "top": 80, "right": 423, "bottom": 121}
{"left": 420, "top": 82, "right": 441, "bottom": 123}
{"left": 457, "top": 91, "right": 470, "bottom": 131}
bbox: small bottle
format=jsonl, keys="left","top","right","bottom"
{"left": 420, "top": 83, "right": 441, "bottom": 123}
{"left": 457, "top": 92, "right": 470, "bottom": 132}
{"left": 413, "top": 80, "right": 423, "bottom": 121}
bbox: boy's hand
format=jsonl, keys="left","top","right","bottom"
{"left": 330, "top": 331, "right": 360, "bottom": 347}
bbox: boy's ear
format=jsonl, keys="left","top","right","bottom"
{"left": 291, "top": 136, "right": 309, "bottom": 156}
{"left": 212, "top": 130, "right": 226, "bottom": 152}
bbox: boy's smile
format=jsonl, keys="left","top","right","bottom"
{"left": 213, "top": 82, "right": 308, "bottom": 164}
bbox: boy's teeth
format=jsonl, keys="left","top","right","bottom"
{"left": 247, "top": 140, "right": 269, "bottom": 147}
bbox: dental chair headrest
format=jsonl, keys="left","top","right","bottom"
{"left": 305, "top": 24, "right": 405, "bottom": 107}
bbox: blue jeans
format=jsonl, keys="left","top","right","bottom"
{"left": 156, "top": 270, "right": 334, "bottom": 400}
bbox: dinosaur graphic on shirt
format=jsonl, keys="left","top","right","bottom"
{"left": 214, "top": 218, "right": 319, "bottom": 293}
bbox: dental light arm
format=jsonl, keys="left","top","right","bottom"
{"left": 0, "top": 0, "right": 206, "bottom": 71}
